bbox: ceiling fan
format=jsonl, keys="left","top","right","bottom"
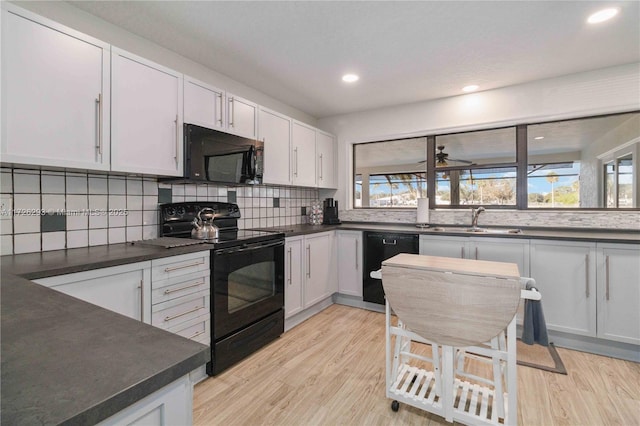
{"left": 436, "top": 145, "right": 474, "bottom": 167}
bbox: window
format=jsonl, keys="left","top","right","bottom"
{"left": 353, "top": 137, "right": 427, "bottom": 208}
{"left": 433, "top": 127, "right": 517, "bottom": 208}
{"left": 436, "top": 167, "right": 516, "bottom": 206}
{"left": 351, "top": 111, "right": 639, "bottom": 210}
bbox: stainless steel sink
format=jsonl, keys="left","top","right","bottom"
{"left": 431, "top": 227, "right": 522, "bottom": 234}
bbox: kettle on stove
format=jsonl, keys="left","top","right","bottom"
{"left": 191, "top": 207, "right": 220, "bottom": 240}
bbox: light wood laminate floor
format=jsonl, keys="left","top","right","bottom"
{"left": 194, "top": 304, "right": 640, "bottom": 425}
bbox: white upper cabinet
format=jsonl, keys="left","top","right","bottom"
{"left": 291, "top": 121, "right": 317, "bottom": 187}
{"left": 316, "top": 130, "right": 337, "bottom": 189}
{"left": 111, "top": 48, "right": 183, "bottom": 176}
{"left": 1, "top": 4, "right": 110, "bottom": 170}
{"left": 184, "top": 77, "right": 225, "bottom": 131}
{"left": 259, "top": 107, "right": 291, "bottom": 185}
{"left": 226, "top": 93, "right": 257, "bottom": 139}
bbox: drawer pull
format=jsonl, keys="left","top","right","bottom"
{"left": 164, "top": 306, "right": 204, "bottom": 322}
{"left": 163, "top": 280, "right": 204, "bottom": 295}
{"left": 189, "top": 330, "right": 205, "bottom": 339}
{"left": 164, "top": 260, "right": 205, "bottom": 273}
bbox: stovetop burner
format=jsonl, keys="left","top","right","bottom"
{"left": 159, "top": 201, "right": 283, "bottom": 248}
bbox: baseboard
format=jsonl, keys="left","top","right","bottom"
{"left": 333, "top": 293, "right": 385, "bottom": 313}
{"left": 284, "top": 296, "right": 334, "bottom": 332}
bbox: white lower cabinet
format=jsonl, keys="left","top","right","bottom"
{"left": 530, "top": 240, "right": 597, "bottom": 337}
{"left": 98, "top": 375, "right": 193, "bottom": 426}
{"left": 285, "top": 236, "right": 304, "bottom": 318}
{"left": 596, "top": 243, "right": 640, "bottom": 345}
{"left": 285, "top": 232, "right": 336, "bottom": 318}
{"left": 34, "top": 262, "right": 152, "bottom": 323}
{"left": 337, "top": 230, "right": 363, "bottom": 297}
{"left": 303, "top": 232, "right": 336, "bottom": 307}
{"left": 151, "top": 251, "right": 211, "bottom": 345}
{"left": 419, "top": 235, "right": 530, "bottom": 276}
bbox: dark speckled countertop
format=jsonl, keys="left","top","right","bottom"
{"left": 252, "top": 222, "right": 640, "bottom": 244}
{"left": 1, "top": 243, "right": 214, "bottom": 426}
{"left": 1, "top": 241, "right": 215, "bottom": 279}
{"left": 1, "top": 272, "right": 210, "bottom": 425}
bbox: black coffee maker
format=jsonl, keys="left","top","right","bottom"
{"left": 322, "top": 198, "right": 341, "bottom": 225}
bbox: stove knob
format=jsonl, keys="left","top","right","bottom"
{"left": 176, "top": 206, "right": 185, "bottom": 216}
{"left": 165, "top": 207, "right": 176, "bottom": 217}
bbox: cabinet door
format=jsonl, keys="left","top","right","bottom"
{"left": 303, "top": 232, "right": 333, "bottom": 307}
{"left": 291, "top": 121, "right": 317, "bottom": 187}
{"left": 337, "top": 231, "right": 363, "bottom": 297}
{"left": 285, "top": 237, "right": 304, "bottom": 318}
{"left": 530, "top": 241, "right": 596, "bottom": 337}
{"left": 419, "top": 235, "right": 467, "bottom": 258}
{"left": 34, "top": 262, "right": 152, "bottom": 323}
{"left": 226, "top": 94, "right": 257, "bottom": 139}
{"left": 316, "top": 131, "right": 337, "bottom": 189}
{"left": 259, "top": 107, "right": 291, "bottom": 185}
{"left": 597, "top": 243, "right": 640, "bottom": 345}
{"left": 111, "top": 48, "right": 183, "bottom": 176}
{"left": 1, "top": 5, "right": 110, "bottom": 170}
{"left": 470, "top": 237, "right": 530, "bottom": 276}
{"left": 98, "top": 375, "right": 192, "bottom": 426}
{"left": 184, "top": 77, "right": 225, "bottom": 131}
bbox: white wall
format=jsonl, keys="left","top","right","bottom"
{"left": 12, "top": 1, "right": 317, "bottom": 126}
{"left": 318, "top": 63, "right": 640, "bottom": 228}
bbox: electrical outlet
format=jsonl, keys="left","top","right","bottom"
{"left": 0, "top": 195, "right": 12, "bottom": 221}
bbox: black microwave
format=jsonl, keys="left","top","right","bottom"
{"left": 184, "top": 123, "right": 263, "bottom": 184}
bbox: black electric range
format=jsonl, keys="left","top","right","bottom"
{"left": 159, "top": 201, "right": 285, "bottom": 375}
{"left": 159, "top": 201, "right": 283, "bottom": 248}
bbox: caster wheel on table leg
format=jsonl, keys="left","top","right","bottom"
{"left": 391, "top": 400, "right": 399, "bottom": 412}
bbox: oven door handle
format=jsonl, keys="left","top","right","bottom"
{"left": 215, "top": 240, "right": 284, "bottom": 255}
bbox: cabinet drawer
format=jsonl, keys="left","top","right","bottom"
{"left": 151, "top": 251, "right": 210, "bottom": 281}
{"left": 168, "top": 314, "right": 210, "bottom": 345}
{"left": 152, "top": 290, "right": 209, "bottom": 330}
{"left": 152, "top": 270, "right": 210, "bottom": 305}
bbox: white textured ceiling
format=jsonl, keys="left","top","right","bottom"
{"left": 67, "top": 1, "right": 639, "bottom": 119}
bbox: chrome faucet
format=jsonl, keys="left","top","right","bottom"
{"left": 471, "top": 207, "right": 485, "bottom": 229}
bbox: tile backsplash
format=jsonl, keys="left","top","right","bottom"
{"left": 1, "top": 168, "right": 318, "bottom": 255}
{"left": 339, "top": 208, "right": 640, "bottom": 230}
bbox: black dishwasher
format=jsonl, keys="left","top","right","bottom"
{"left": 363, "top": 232, "right": 419, "bottom": 305}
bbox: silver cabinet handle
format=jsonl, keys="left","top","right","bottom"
{"left": 319, "top": 153, "right": 323, "bottom": 180}
{"left": 382, "top": 239, "right": 396, "bottom": 245}
{"left": 287, "top": 247, "right": 292, "bottom": 285}
{"left": 163, "top": 280, "right": 204, "bottom": 295}
{"left": 189, "top": 330, "right": 205, "bottom": 339}
{"left": 95, "top": 94, "right": 103, "bottom": 156}
{"left": 139, "top": 279, "right": 144, "bottom": 322}
{"left": 585, "top": 254, "right": 590, "bottom": 298}
{"left": 475, "top": 247, "right": 478, "bottom": 260}
{"left": 229, "top": 97, "right": 234, "bottom": 127}
{"left": 355, "top": 239, "right": 359, "bottom": 270}
{"left": 294, "top": 147, "right": 298, "bottom": 177}
{"left": 307, "top": 245, "right": 311, "bottom": 278}
{"left": 174, "top": 114, "right": 179, "bottom": 166}
{"left": 217, "top": 93, "right": 223, "bottom": 125}
{"left": 605, "top": 255, "right": 610, "bottom": 301}
{"left": 164, "top": 305, "right": 204, "bottom": 322}
{"left": 461, "top": 247, "right": 464, "bottom": 258}
{"left": 164, "top": 260, "right": 205, "bottom": 273}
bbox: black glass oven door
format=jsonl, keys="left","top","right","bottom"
{"left": 212, "top": 240, "right": 284, "bottom": 340}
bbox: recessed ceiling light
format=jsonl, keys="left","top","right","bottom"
{"left": 462, "top": 85, "right": 479, "bottom": 93}
{"left": 534, "top": 136, "right": 545, "bottom": 140}
{"left": 342, "top": 74, "right": 359, "bottom": 83}
{"left": 587, "top": 8, "right": 619, "bottom": 24}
